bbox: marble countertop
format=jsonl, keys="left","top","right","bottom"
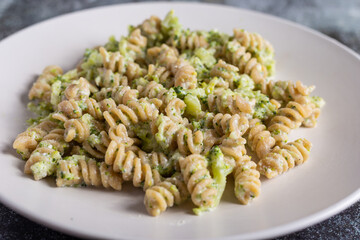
{"left": 0, "top": 0, "right": 359, "bottom": 239}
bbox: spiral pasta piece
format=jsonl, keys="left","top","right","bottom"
{"left": 53, "top": 97, "right": 114, "bottom": 122}
{"left": 125, "top": 145, "right": 176, "bottom": 176}
{"left": 303, "top": 96, "right": 324, "bottom": 128}
{"left": 95, "top": 68, "right": 128, "bottom": 88}
{"left": 205, "top": 77, "right": 230, "bottom": 95}
{"left": 56, "top": 99, "right": 83, "bottom": 120}
{"left": 151, "top": 114, "right": 181, "bottom": 151}
{"left": 173, "top": 59, "right": 197, "bottom": 90}
{"left": 28, "top": 65, "right": 63, "bottom": 102}
{"left": 146, "top": 64, "right": 172, "bottom": 87}
{"left": 108, "top": 124, "right": 135, "bottom": 146}
{"left": 210, "top": 60, "right": 239, "bottom": 89}
{"left": 223, "top": 40, "right": 268, "bottom": 93}
{"left": 137, "top": 15, "right": 162, "bottom": 47}
{"left": 148, "top": 44, "right": 197, "bottom": 89}
{"left": 168, "top": 31, "right": 209, "bottom": 51}
{"left": 267, "top": 80, "right": 315, "bottom": 104}
{"left": 139, "top": 15, "right": 161, "bottom": 36}
{"left": 257, "top": 138, "right": 312, "bottom": 179}
{"left": 233, "top": 29, "right": 275, "bottom": 76}
{"left": 233, "top": 29, "right": 273, "bottom": 56}
{"left": 212, "top": 113, "right": 249, "bottom": 138}
{"left": 64, "top": 118, "right": 90, "bottom": 143}
{"left": 127, "top": 98, "right": 161, "bottom": 122}
{"left": 63, "top": 114, "right": 103, "bottom": 143}
{"left": 82, "top": 130, "right": 111, "bottom": 159}
{"left": 127, "top": 28, "right": 148, "bottom": 58}
{"left": 176, "top": 128, "right": 203, "bottom": 155}
{"left": 104, "top": 98, "right": 160, "bottom": 128}
{"left": 13, "top": 119, "right": 59, "bottom": 159}
{"left": 138, "top": 81, "right": 177, "bottom": 111}
{"left": 147, "top": 44, "right": 179, "bottom": 71}
{"left": 98, "top": 98, "right": 117, "bottom": 113}
{"left": 202, "top": 129, "right": 221, "bottom": 154}
{"left": 127, "top": 61, "right": 148, "bottom": 82}
{"left": 207, "top": 92, "right": 252, "bottom": 116}
{"left": 56, "top": 155, "right": 122, "bottom": 190}
{"left": 268, "top": 97, "right": 313, "bottom": 145}
{"left": 303, "top": 107, "right": 321, "bottom": 128}
{"left": 56, "top": 97, "right": 104, "bottom": 121}
{"left": 147, "top": 151, "right": 175, "bottom": 175}
{"left": 99, "top": 47, "right": 124, "bottom": 72}
{"left": 105, "top": 141, "right": 162, "bottom": 189}
{"left": 24, "top": 129, "right": 68, "bottom": 180}
{"left": 93, "top": 85, "right": 139, "bottom": 105}
{"left": 138, "top": 80, "right": 167, "bottom": 101}
{"left": 246, "top": 118, "right": 275, "bottom": 159}
{"left": 103, "top": 104, "right": 139, "bottom": 128}
{"left": 219, "top": 133, "right": 247, "bottom": 169}
{"left": 128, "top": 62, "right": 148, "bottom": 82}
{"left": 99, "top": 46, "right": 146, "bottom": 82}
{"left": 179, "top": 154, "right": 217, "bottom": 209}
{"left": 63, "top": 77, "right": 95, "bottom": 101}
{"left": 144, "top": 174, "right": 189, "bottom": 216}
{"left": 233, "top": 154, "right": 261, "bottom": 204}
{"left": 165, "top": 98, "right": 186, "bottom": 123}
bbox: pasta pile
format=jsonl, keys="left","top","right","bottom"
{"left": 13, "top": 11, "right": 325, "bottom": 216}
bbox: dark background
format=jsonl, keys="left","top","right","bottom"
{"left": 1, "top": 0, "right": 359, "bottom": 239}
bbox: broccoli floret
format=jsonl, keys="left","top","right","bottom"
{"left": 104, "top": 35, "right": 119, "bottom": 52}
{"left": 173, "top": 86, "right": 187, "bottom": 99}
{"left": 161, "top": 10, "right": 182, "bottom": 39}
{"left": 184, "top": 94, "right": 202, "bottom": 118}
{"left": 193, "top": 146, "right": 233, "bottom": 215}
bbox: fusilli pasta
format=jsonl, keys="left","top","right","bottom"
{"left": 257, "top": 138, "right": 312, "bottom": 179}
{"left": 24, "top": 128, "right": 68, "bottom": 180}
{"left": 13, "top": 10, "right": 325, "bottom": 217}
{"left": 13, "top": 118, "right": 59, "bottom": 159}
{"left": 56, "top": 155, "right": 122, "bottom": 190}
{"left": 233, "top": 155, "right": 261, "bottom": 204}
{"left": 144, "top": 173, "right": 189, "bottom": 216}
{"left": 268, "top": 96, "right": 314, "bottom": 146}
{"left": 179, "top": 154, "right": 217, "bottom": 210}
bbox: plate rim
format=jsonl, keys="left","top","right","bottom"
{"left": 0, "top": 2, "right": 359, "bottom": 239}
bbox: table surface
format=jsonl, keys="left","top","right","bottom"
{"left": 1, "top": 0, "right": 359, "bottom": 239}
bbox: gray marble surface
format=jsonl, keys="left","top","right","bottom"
{"left": 1, "top": 0, "right": 359, "bottom": 239}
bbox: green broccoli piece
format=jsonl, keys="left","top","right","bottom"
{"left": 173, "top": 86, "right": 187, "bottom": 99}
{"left": 193, "top": 146, "right": 233, "bottom": 215}
{"left": 104, "top": 35, "right": 119, "bottom": 52}
{"left": 161, "top": 10, "right": 182, "bottom": 39}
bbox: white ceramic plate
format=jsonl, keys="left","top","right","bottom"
{"left": 0, "top": 2, "right": 359, "bottom": 239}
